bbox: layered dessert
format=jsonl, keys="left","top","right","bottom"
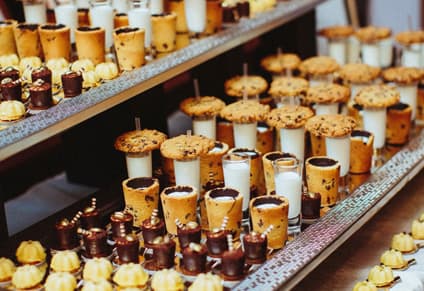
{"left": 181, "top": 242, "right": 208, "bottom": 275}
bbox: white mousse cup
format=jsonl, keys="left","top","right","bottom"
{"left": 325, "top": 135, "right": 351, "bottom": 177}
{"left": 173, "top": 158, "right": 201, "bottom": 197}
{"left": 396, "top": 84, "right": 418, "bottom": 120}
{"left": 363, "top": 108, "right": 387, "bottom": 149}
{"left": 361, "top": 43, "right": 380, "bottom": 67}
{"left": 233, "top": 122, "right": 257, "bottom": 150}
{"left": 193, "top": 116, "right": 216, "bottom": 140}
{"left": 280, "top": 127, "right": 305, "bottom": 161}
{"left": 126, "top": 151, "right": 152, "bottom": 178}
{"left": 184, "top": 0, "right": 206, "bottom": 34}
{"left": 328, "top": 38, "right": 347, "bottom": 65}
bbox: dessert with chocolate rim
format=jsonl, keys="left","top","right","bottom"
{"left": 181, "top": 242, "right": 208, "bottom": 275}
{"left": 220, "top": 234, "right": 246, "bottom": 280}
{"left": 81, "top": 198, "right": 102, "bottom": 230}
{"left": 31, "top": 66, "right": 52, "bottom": 84}
{"left": 145, "top": 235, "right": 176, "bottom": 270}
{"left": 29, "top": 80, "right": 53, "bottom": 110}
{"left": 243, "top": 231, "right": 267, "bottom": 264}
{"left": 81, "top": 228, "right": 111, "bottom": 258}
{"left": 61, "top": 71, "right": 83, "bottom": 98}
{"left": 54, "top": 218, "right": 80, "bottom": 251}
{"left": 115, "top": 234, "right": 140, "bottom": 264}
{"left": 236, "top": 0, "right": 250, "bottom": 18}
{"left": 302, "top": 192, "right": 321, "bottom": 219}
{"left": 177, "top": 221, "right": 201, "bottom": 249}
{"left": 206, "top": 228, "right": 230, "bottom": 258}
{"left": 110, "top": 211, "right": 133, "bottom": 239}
{"left": 141, "top": 210, "right": 166, "bottom": 248}
{"left": 1, "top": 78, "right": 22, "bottom": 101}
{"left": 0, "top": 67, "right": 19, "bottom": 83}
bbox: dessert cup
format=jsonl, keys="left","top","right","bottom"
{"left": 350, "top": 130, "right": 374, "bottom": 174}
{"left": 386, "top": 103, "right": 412, "bottom": 145}
{"left": 115, "top": 234, "right": 140, "bottom": 264}
{"left": 75, "top": 27, "right": 106, "bottom": 65}
{"left": 0, "top": 20, "right": 18, "bottom": 56}
{"left": 243, "top": 231, "right": 267, "bottom": 264}
{"left": 233, "top": 122, "right": 257, "bottom": 150}
{"left": 177, "top": 222, "right": 201, "bottom": 249}
{"left": 184, "top": 0, "right": 206, "bottom": 35}
{"left": 173, "top": 157, "right": 200, "bottom": 195}
{"left": 205, "top": 0, "right": 223, "bottom": 35}
{"left": 13, "top": 23, "right": 42, "bottom": 58}
{"left": 199, "top": 141, "right": 228, "bottom": 188}
{"left": 110, "top": 211, "right": 133, "bottom": 239}
{"left": 151, "top": 13, "right": 177, "bottom": 53}
{"left": 361, "top": 42, "right": 380, "bottom": 67}
{"left": 1, "top": 79, "right": 22, "bottom": 102}
{"left": 113, "top": 27, "right": 145, "bottom": 71}
{"left": 256, "top": 123, "right": 274, "bottom": 154}
{"left": 89, "top": 0, "right": 114, "bottom": 50}
{"left": 22, "top": 0, "right": 47, "bottom": 24}
{"left": 168, "top": 0, "right": 188, "bottom": 33}
{"left": 280, "top": 126, "right": 305, "bottom": 161}
{"left": 193, "top": 115, "right": 216, "bottom": 139}
{"left": 29, "top": 81, "right": 53, "bottom": 110}
{"left": 61, "top": 71, "right": 83, "bottom": 98}
{"left": 262, "top": 152, "right": 296, "bottom": 195}
{"left": 309, "top": 133, "right": 326, "bottom": 156}
{"left": 54, "top": 1, "right": 78, "bottom": 43}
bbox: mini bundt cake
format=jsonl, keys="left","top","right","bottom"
{"left": 81, "top": 279, "right": 113, "bottom": 291}
{"left": 113, "top": 263, "right": 148, "bottom": 288}
{"left": 367, "top": 265, "right": 394, "bottom": 287}
{"left": 352, "top": 280, "right": 377, "bottom": 291}
{"left": 15, "top": 240, "right": 46, "bottom": 265}
{"left": 380, "top": 249, "right": 406, "bottom": 269}
{"left": 391, "top": 232, "right": 416, "bottom": 253}
{"left": 0, "top": 100, "right": 26, "bottom": 121}
{"left": 188, "top": 273, "right": 223, "bottom": 291}
{"left": 71, "top": 59, "right": 95, "bottom": 73}
{"left": 19, "top": 56, "right": 42, "bottom": 71}
{"left": 12, "top": 265, "right": 43, "bottom": 290}
{"left": 95, "top": 62, "right": 119, "bottom": 80}
{"left": 44, "top": 272, "right": 77, "bottom": 291}
{"left": 0, "top": 257, "right": 16, "bottom": 283}
{"left": 411, "top": 218, "right": 424, "bottom": 240}
{"left": 151, "top": 269, "right": 184, "bottom": 291}
{"left": 82, "top": 70, "right": 100, "bottom": 88}
{"left": 0, "top": 54, "right": 19, "bottom": 67}
{"left": 46, "top": 58, "right": 69, "bottom": 70}
{"left": 50, "top": 250, "right": 81, "bottom": 273}
{"left": 83, "top": 257, "right": 113, "bottom": 282}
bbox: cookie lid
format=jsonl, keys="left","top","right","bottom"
{"left": 338, "top": 63, "right": 381, "bottom": 84}
{"left": 305, "top": 114, "right": 356, "bottom": 137}
{"left": 220, "top": 99, "right": 270, "bottom": 123}
{"left": 179, "top": 96, "right": 226, "bottom": 117}
{"left": 114, "top": 129, "right": 167, "bottom": 153}
{"left": 299, "top": 56, "right": 339, "bottom": 77}
{"left": 260, "top": 53, "right": 301, "bottom": 74}
{"left": 268, "top": 76, "right": 309, "bottom": 97}
{"left": 318, "top": 25, "right": 354, "bottom": 39}
{"left": 224, "top": 75, "right": 268, "bottom": 97}
{"left": 160, "top": 134, "right": 214, "bottom": 160}
{"left": 382, "top": 67, "right": 423, "bottom": 84}
{"left": 306, "top": 83, "right": 350, "bottom": 104}
{"left": 355, "top": 26, "right": 392, "bottom": 43}
{"left": 266, "top": 105, "right": 314, "bottom": 129}
{"left": 395, "top": 30, "right": 424, "bottom": 46}
{"left": 354, "top": 85, "right": 400, "bottom": 108}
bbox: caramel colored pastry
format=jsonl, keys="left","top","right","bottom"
{"left": 386, "top": 103, "right": 412, "bottom": 145}
{"left": 220, "top": 100, "right": 270, "bottom": 123}
{"left": 113, "top": 263, "right": 148, "bottom": 288}
{"left": 114, "top": 13, "right": 129, "bottom": 28}
{"left": 82, "top": 258, "right": 113, "bottom": 282}
{"left": 319, "top": 25, "right": 354, "bottom": 39}
{"left": 113, "top": 27, "right": 145, "bottom": 71}
{"left": 46, "top": 58, "right": 69, "bottom": 71}
{"left": 267, "top": 105, "right": 314, "bottom": 129}
{"left": 0, "top": 54, "right": 19, "bottom": 68}
{"left": 81, "top": 279, "right": 113, "bottom": 291}
{"left": 71, "top": 59, "right": 95, "bottom": 73}
{"left": 412, "top": 217, "right": 424, "bottom": 240}
{"left": 19, "top": 56, "right": 42, "bottom": 72}
{"left": 299, "top": 56, "right": 339, "bottom": 77}
{"left": 380, "top": 249, "right": 407, "bottom": 269}
{"left": 75, "top": 27, "right": 106, "bottom": 65}
{"left": 355, "top": 26, "right": 392, "bottom": 43}
{"left": 396, "top": 30, "right": 424, "bottom": 46}
{"left": 168, "top": 0, "right": 188, "bottom": 33}
{"left": 391, "top": 232, "right": 416, "bottom": 253}
{"left": 305, "top": 114, "right": 356, "bottom": 137}
{"left": 50, "top": 250, "right": 80, "bottom": 273}
{"left": 0, "top": 20, "right": 18, "bottom": 56}
{"left": 0, "top": 257, "right": 16, "bottom": 283}
{"left": 305, "top": 83, "right": 350, "bottom": 105}
{"left": 44, "top": 272, "right": 77, "bottom": 291}
{"left": 180, "top": 96, "right": 225, "bottom": 118}
{"left": 16, "top": 240, "right": 46, "bottom": 265}
{"left": 224, "top": 75, "right": 268, "bottom": 97}
{"left": 260, "top": 53, "right": 301, "bottom": 74}
{"left": 352, "top": 281, "right": 377, "bottom": 291}
{"left": 160, "top": 134, "right": 214, "bottom": 160}
{"left": 151, "top": 13, "right": 177, "bottom": 53}
{"left": 38, "top": 24, "right": 71, "bottom": 61}
{"left": 367, "top": 265, "right": 394, "bottom": 287}
{"left": 382, "top": 66, "right": 423, "bottom": 85}
{"left": 0, "top": 100, "right": 26, "bottom": 121}
{"left": 338, "top": 63, "right": 381, "bottom": 84}
{"left": 12, "top": 265, "right": 43, "bottom": 290}
{"left": 13, "top": 23, "right": 42, "bottom": 58}
{"left": 268, "top": 77, "right": 309, "bottom": 97}
{"left": 354, "top": 85, "right": 400, "bottom": 109}
{"left": 188, "top": 272, "right": 223, "bottom": 291}
{"left": 115, "top": 129, "right": 167, "bottom": 154}
{"left": 151, "top": 269, "right": 184, "bottom": 291}
{"left": 95, "top": 62, "right": 119, "bottom": 80}
{"left": 350, "top": 130, "right": 374, "bottom": 174}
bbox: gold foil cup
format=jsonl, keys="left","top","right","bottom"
{"left": 305, "top": 156, "right": 340, "bottom": 207}
{"left": 205, "top": 0, "right": 223, "bottom": 35}
{"left": 151, "top": 13, "right": 177, "bottom": 53}
{"left": 250, "top": 196, "right": 289, "bottom": 249}
{"left": 262, "top": 151, "right": 296, "bottom": 195}
{"left": 13, "top": 23, "right": 42, "bottom": 58}
{"left": 167, "top": 0, "right": 188, "bottom": 33}
{"left": 350, "top": 130, "right": 374, "bottom": 174}
{"left": 113, "top": 27, "right": 145, "bottom": 71}
{"left": 122, "top": 177, "right": 160, "bottom": 226}
{"left": 309, "top": 133, "right": 326, "bottom": 156}
{"left": 75, "top": 27, "right": 106, "bottom": 65}
{"left": 256, "top": 123, "right": 274, "bottom": 155}
{"left": 205, "top": 187, "right": 243, "bottom": 237}
{"left": 217, "top": 120, "right": 234, "bottom": 148}
{"left": 114, "top": 13, "right": 129, "bottom": 28}
{"left": 0, "top": 20, "right": 18, "bottom": 56}
{"left": 160, "top": 185, "right": 198, "bottom": 235}
{"left": 386, "top": 103, "right": 412, "bottom": 145}
{"left": 39, "top": 24, "right": 71, "bottom": 61}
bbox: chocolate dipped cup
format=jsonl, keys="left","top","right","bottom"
{"left": 141, "top": 214, "right": 166, "bottom": 248}
{"left": 177, "top": 221, "right": 201, "bottom": 249}
{"left": 243, "top": 231, "right": 267, "bottom": 264}
{"left": 221, "top": 247, "right": 245, "bottom": 280}
{"left": 206, "top": 228, "right": 230, "bottom": 258}
{"left": 82, "top": 228, "right": 111, "bottom": 258}
{"left": 80, "top": 206, "right": 102, "bottom": 230}
{"left": 115, "top": 234, "right": 140, "bottom": 264}
{"left": 1, "top": 78, "right": 22, "bottom": 101}
{"left": 29, "top": 80, "right": 53, "bottom": 110}
{"left": 181, "top": 243, "right": 208, "bottom": 275}
{"left": 149, "top": 236, "right": 176, "bottom": 269}
{"left": 110, "top": 211, "right": 133, "bottom": 239}
{"left": 61, "top": 71, "right": 83, "bottom": 98}
{"left": 31, "top": 66, "right": 52, "bottom": 84}
{"left": 0, "top": 67, "right": 20, "bottom": 83}
{"left": 54, "top": 219, "right": 79, "bottom": 251}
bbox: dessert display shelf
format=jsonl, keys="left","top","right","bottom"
{"left": 0, "top": 0, "right": 325, "bottom": 161}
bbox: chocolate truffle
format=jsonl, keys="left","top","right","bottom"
{"left": 115, "top": 234, "right": 140, "bottom": 264}
{"left": 61, "top": 71, "right": 83, "bottom": 98}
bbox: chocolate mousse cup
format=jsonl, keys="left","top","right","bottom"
{"left": 177, "top": 222, "right": 201, "bottom": 249}
{"left": 243, "top": 232, "right": 267, "bottom": 264}
{"left": 13, "top": 23, "right": 42, "bottom": 58}
{"left": 1, "top": 79, "right": 22, "bottom": 101}
{"left": 31, "top": 67, "right": 52, "bottom": 84}
{"left": 221, "top": 248, "right": 245, "bottom": 280}
{"left": 61, "top": 71, "right": 83, "bottom": 98}
{"left": 110, "top": 211, "right": 133, "bottom": 239}
{"left": 141, "top": 217, "right": 166, "bottom": 248}
{"left": 206, "top": 229, "right": 230, "bottom": 257}
{"left": 0, "top": 67, "right": 20, "bottom": 83}
{"left": 115, "top": 234, "right": 140, "bottom": 264}
{"left": 54, "top": 219, "right": 79, "bottom": 250}
{"left": 29, "top": 81, "right": 53, "bottom": 110}
{"left": 181, "top": 243, "right": 208, "bottom": 275}
{"left": 151, "top": 237, "right": 176, "bottom": 269}
{"left": 38, "top": 24, "right": 71, "bottom": 61}
{"left": 82, "top": 228, "right": 110, "bottom": 258}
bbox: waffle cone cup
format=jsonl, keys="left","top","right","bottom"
{"left": 205, "top": 0, "right": 223, "bottom": 35}
{"left": 168, "top": 0, "right": 188, "bottom": 33}
{"left": 114, "top": 27, "right": 145, "bottom": 71}
{"left": 350, "top": 131, "right": 374, "bottom": 174}
{"left": 14, "top": 23, "right": 42, "bottom": 58}
{"left": 0, "top": 20, "right": 18, "bottom": 56}
{"left": 39, "top": 24, "right": 71, "bottom": 61}
{"left": 75, "top": 27, "right": 106, "bottom": 65}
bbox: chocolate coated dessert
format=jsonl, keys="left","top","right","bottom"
{"left": 221, "top": 248, "right": 245, "bottom": 279}
{"left": 243, "top": 231, "right": 267, "bottom": 264}
{"left": 82, "top": 228, "right": 110, "bottom": 258}
{"left": 1, "top": 78, "right": 22, "bottom": 101}
{"left": 181, "top": 243, "right": 208, "bottom": 275}
{"left": 61, "top": 71, "right": 83, "bottom": 98}
{"left": 236, "top": 1, "right": 250, "bottom": 17}
{"left": 115, "top": 234, "right": 140, "bottom": 264}
{"left": 110, "top": 211, "right": 133, "bottom": 239}
{"left": 151, "top": 236, "right": 176, "bottom": 269}
{"left": 81, "top": 207, "right": 102, "bottom": 230}
{"left": 177, "top": 221, "right": 201, "bottom": 249}
{"left": 206, "top": 229, "right": 230, "bottom": 257}
{"left": 29, "top": 81, "right": 53, "bottom": 109}
{"left": 223, "top": 6, "right": 237, "bottom": 23}
{"left": 301, "top": 192, "right": 321, "bottom": 219}
{"left": 141, "top": 216, "right": 166, "bottom": 248}
{"left": 0, "top": 67, "right": 19, "bottom": 83}
{"left": 31, "top": 67, "right": 52, "bottom": 84}
{"left": 54, "top": 219, "right": 79, "bottom": 250}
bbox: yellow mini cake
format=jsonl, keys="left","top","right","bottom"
{"left": 0, "top": 100, "right": 26, "bottom": 121}
{"left": 112, "top": 263, "right": 149, "bottom": 289}
{"left": 352, "top": 280, "right": 377, "bottom": 291}
{"left": 0, "top": 54, "right": 19, "bottom": 67}
{"left": 188, "top": 272, "right": 223, "bottom": 291}
{"left": 19, "top": 56, "right": 42, "bottom": 72}
{"left": 82, "top": 70, "right": 100, "bottom": 88}
{"left": 81, "top": 279, "right": 113, "bottom": 291}
{"left": 151, "top": 269, "right": 184, "bottom": 291}
{"left": 16, "top": 240, "right": 46, "bottom": 265}
{"left": 12, "top": 265, "right": 43, "bottom": 290}
{"left": 411, "top": 217, "right": 424, "bottom": 240}
{"left": 95, "top": 62, "right": 119, "bottom": 80}
{"left": 367, "top": 265, "right": 394, "bottom": 287}
{"left": 380, "top": 249, "right": 407, "bottom": 269}
{"left": 44, "top": 272, "right": 77, "bottom": 291}
{"left": 71, "top": 58, "right": 95, "bottom": 72}
{"left": 83, "top": 257, "right": 113, "bottom": 282}
{"left": 0, "top": 257, "right": 16, "bottom": 283}
{"left": 391, "top": 232, "right": 416, "bottom": 253}
{"left": 46, "top": 57, "right": 69, "bottom": 71}
{"left": 50, "top": 250, "right": 80, "bottom": 273}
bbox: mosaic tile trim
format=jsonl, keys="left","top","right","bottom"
{"left": 0, "top": 0, "right": 324, "bottom": 158}
{"left": 233, "top": 131, "right": 424, "bottom": 290}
